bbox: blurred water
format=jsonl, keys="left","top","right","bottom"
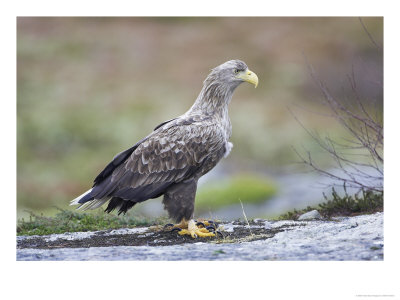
{"left": 218, "top": 166, "right": 382, "bottom": 220}
{"left": 203, "top": 172, "right": 328, "bottom": 220}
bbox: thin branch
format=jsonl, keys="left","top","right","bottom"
{"left": 293, "top": 51, "right": 383, "bottom": 194}
{"left": 359, "top": 17, "right": 382, "bottom": 51}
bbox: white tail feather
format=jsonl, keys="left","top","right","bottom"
{"left": 70, "top": 188, "right": 93, "bottom": 206}
{"left": 80, "top": 198, "right": 110, "bottom": 211}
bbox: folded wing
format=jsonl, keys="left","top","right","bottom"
{"left": 73, "top": 121, "right": 225, "bottom": 213}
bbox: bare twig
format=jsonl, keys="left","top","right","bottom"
{"left": 296, "top": 26, "right": 383, "bottom": 194}
{"left": 359, "top": 17, "right": 382, "bottom": 51}
{"left": 293, "top": 56, "right": 383, "bottom": 193}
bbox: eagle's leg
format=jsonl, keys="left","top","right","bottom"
{"left": 162, "top": 180, "right": 215, "bottom": 238}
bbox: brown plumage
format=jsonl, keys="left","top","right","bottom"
{"left": 70, "top": 60, "right": 258, "bottom": 222}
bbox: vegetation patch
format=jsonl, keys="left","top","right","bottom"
{"left": 195, "top": 174, "right": 277, "bottom": 212}
{"left": 17, "top": 208, "right": 167, "bottom": 236}
{"left": 277, "top": 188, "right": 383, "bottom": 220}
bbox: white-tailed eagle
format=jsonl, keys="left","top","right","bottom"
{"left": 71, "top": 59, "right": 258, "bottom": 238}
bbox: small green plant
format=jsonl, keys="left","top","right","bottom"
{"left": 17, "top": 208, "right": 167, "bottom": 236}
{"left": 319, "top": 188, "right": 383, "bottom": 218}
{"left": 277, "top": 188, "right": 383, "bottom": 220}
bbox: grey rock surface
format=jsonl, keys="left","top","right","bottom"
{"left": 298, "top": 210, "right": 322, "bottom": 220}
{"left": 17, "top": 213, "right": 383, "bottom": 261}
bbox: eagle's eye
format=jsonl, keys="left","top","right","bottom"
{"left": 234, "top": 69, "right": 240, "bottom": 74}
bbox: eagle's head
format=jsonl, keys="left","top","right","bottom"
{"left": 205, "top": 59, "right": 259, "bottom": 91}
{"left": 192, "top": 59, "right": 259, "bottom": 112}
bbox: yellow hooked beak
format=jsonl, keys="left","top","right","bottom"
{"left": 236, "top": 69, "right": 259, "bottom": 88}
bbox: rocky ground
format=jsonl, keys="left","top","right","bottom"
{"left": 17, "top": 212, "right": 383, "bottom": 261}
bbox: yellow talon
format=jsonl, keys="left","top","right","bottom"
{"left": 176, "top": 219, "right": 215, "bottom": 238}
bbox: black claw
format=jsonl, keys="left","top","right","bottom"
{"left": 210, "top": 222, "right": 219, "bottom": 228}
{"left": 208, "top": 220, "right": 219, "bottom": 227}
{"left": 206, "top": 226, "right": 216, "bottom": 232}
{"left": 170, "top": 227, "right": 182, "bottom": 232}
{"left": 163, "top": 223, "right": 174, "bottom": 230}
{"left": 216, "top": 231, "right": 224, "bottom": 238}
{"left": 196, "top": 222, "right": 205, "bottom": 228}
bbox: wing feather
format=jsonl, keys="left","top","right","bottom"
{"left": 90, "top": 121, "right": 225, "bottom": 202}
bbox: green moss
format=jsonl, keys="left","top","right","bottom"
{"left": 318, "top": 188, "right": 383, "bottom": 218}
{"left": 17, "top": 208, "right": 167, "bottom": 236}
{"left": 276, "top": 188, "right": 383, "bottom": 220}
{"left": 195, "top": 174, "right": 277, "bottom": 212}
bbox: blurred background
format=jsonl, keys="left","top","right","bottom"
{"left": 17, "top": 17, "right": 383, "bottom": 221}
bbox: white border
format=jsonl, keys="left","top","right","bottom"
{"left": 3, "top": 1, "right": 399, "bottom": 299}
